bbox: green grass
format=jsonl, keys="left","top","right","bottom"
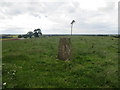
{"left": 2, "top": 36, "right": 118, "bottom": 88}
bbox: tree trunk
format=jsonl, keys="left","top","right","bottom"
{"left": 58, "top": 38, "right": 71, "bottom": 60}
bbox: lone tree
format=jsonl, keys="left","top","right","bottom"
{"left": 70, "top": 20, "right": 75, "bottom": 36}
{"left": 34, "top": 28, "right": 42, "bottom": 37}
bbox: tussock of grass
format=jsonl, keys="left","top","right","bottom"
{"left": 2, "top": 36, "right": 118, "bottom": 88}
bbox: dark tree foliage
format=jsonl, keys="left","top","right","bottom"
{"left": 33, "top": 28, "right": 42, "bottom": 37}
{"left": 34, "top": 32, "right": 39, "bottom": 37}
{"left": 18, "top": 35, "right": 22, "bottom": 38}
{"left": 22, "top": 35, "right": 28, "bottom": 38}
{"left": 18, "top": 28, "right": 42, "bottom": 38}
{"left": 27, "top": 31, "right": 33, "bottom": 38}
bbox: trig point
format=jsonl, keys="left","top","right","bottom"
{"left": 58, "top": 37, "right": 71, "bottom": 60}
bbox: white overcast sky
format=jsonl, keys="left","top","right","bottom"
{"left": 0, "top": 0, "right": 119, "bottom": 34}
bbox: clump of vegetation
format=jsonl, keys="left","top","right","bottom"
{"left": 2, "top": 36, "right": 118, "bottom": 88}
{"left": 18, "top": 35, "right": 22, "bottom": 38}
{"left": 18, "top": 28, "right": 42, "bottom": 38}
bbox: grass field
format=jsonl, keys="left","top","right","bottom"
{"left": 2, "top": 36, "right": 118, "bottom": 88}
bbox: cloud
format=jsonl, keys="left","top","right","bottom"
{"left": 1, "top": 27, "right": 26, "bottom": 34}
{"left": 0, "top": 0, "right": 118, "bottom": 34}
{"left": 98, "top": 2, "right": 115, "bottom": 11}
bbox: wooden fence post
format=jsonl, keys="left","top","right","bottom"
{"left": 58, "top": 38, "right": 71, "bottom": 60}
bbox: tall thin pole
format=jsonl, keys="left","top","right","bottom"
{"left": 70, "top": 20, "right": 75, "bottom": 36}
{"left": 71, "top": 24, "right": 73, "bottom": 36}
